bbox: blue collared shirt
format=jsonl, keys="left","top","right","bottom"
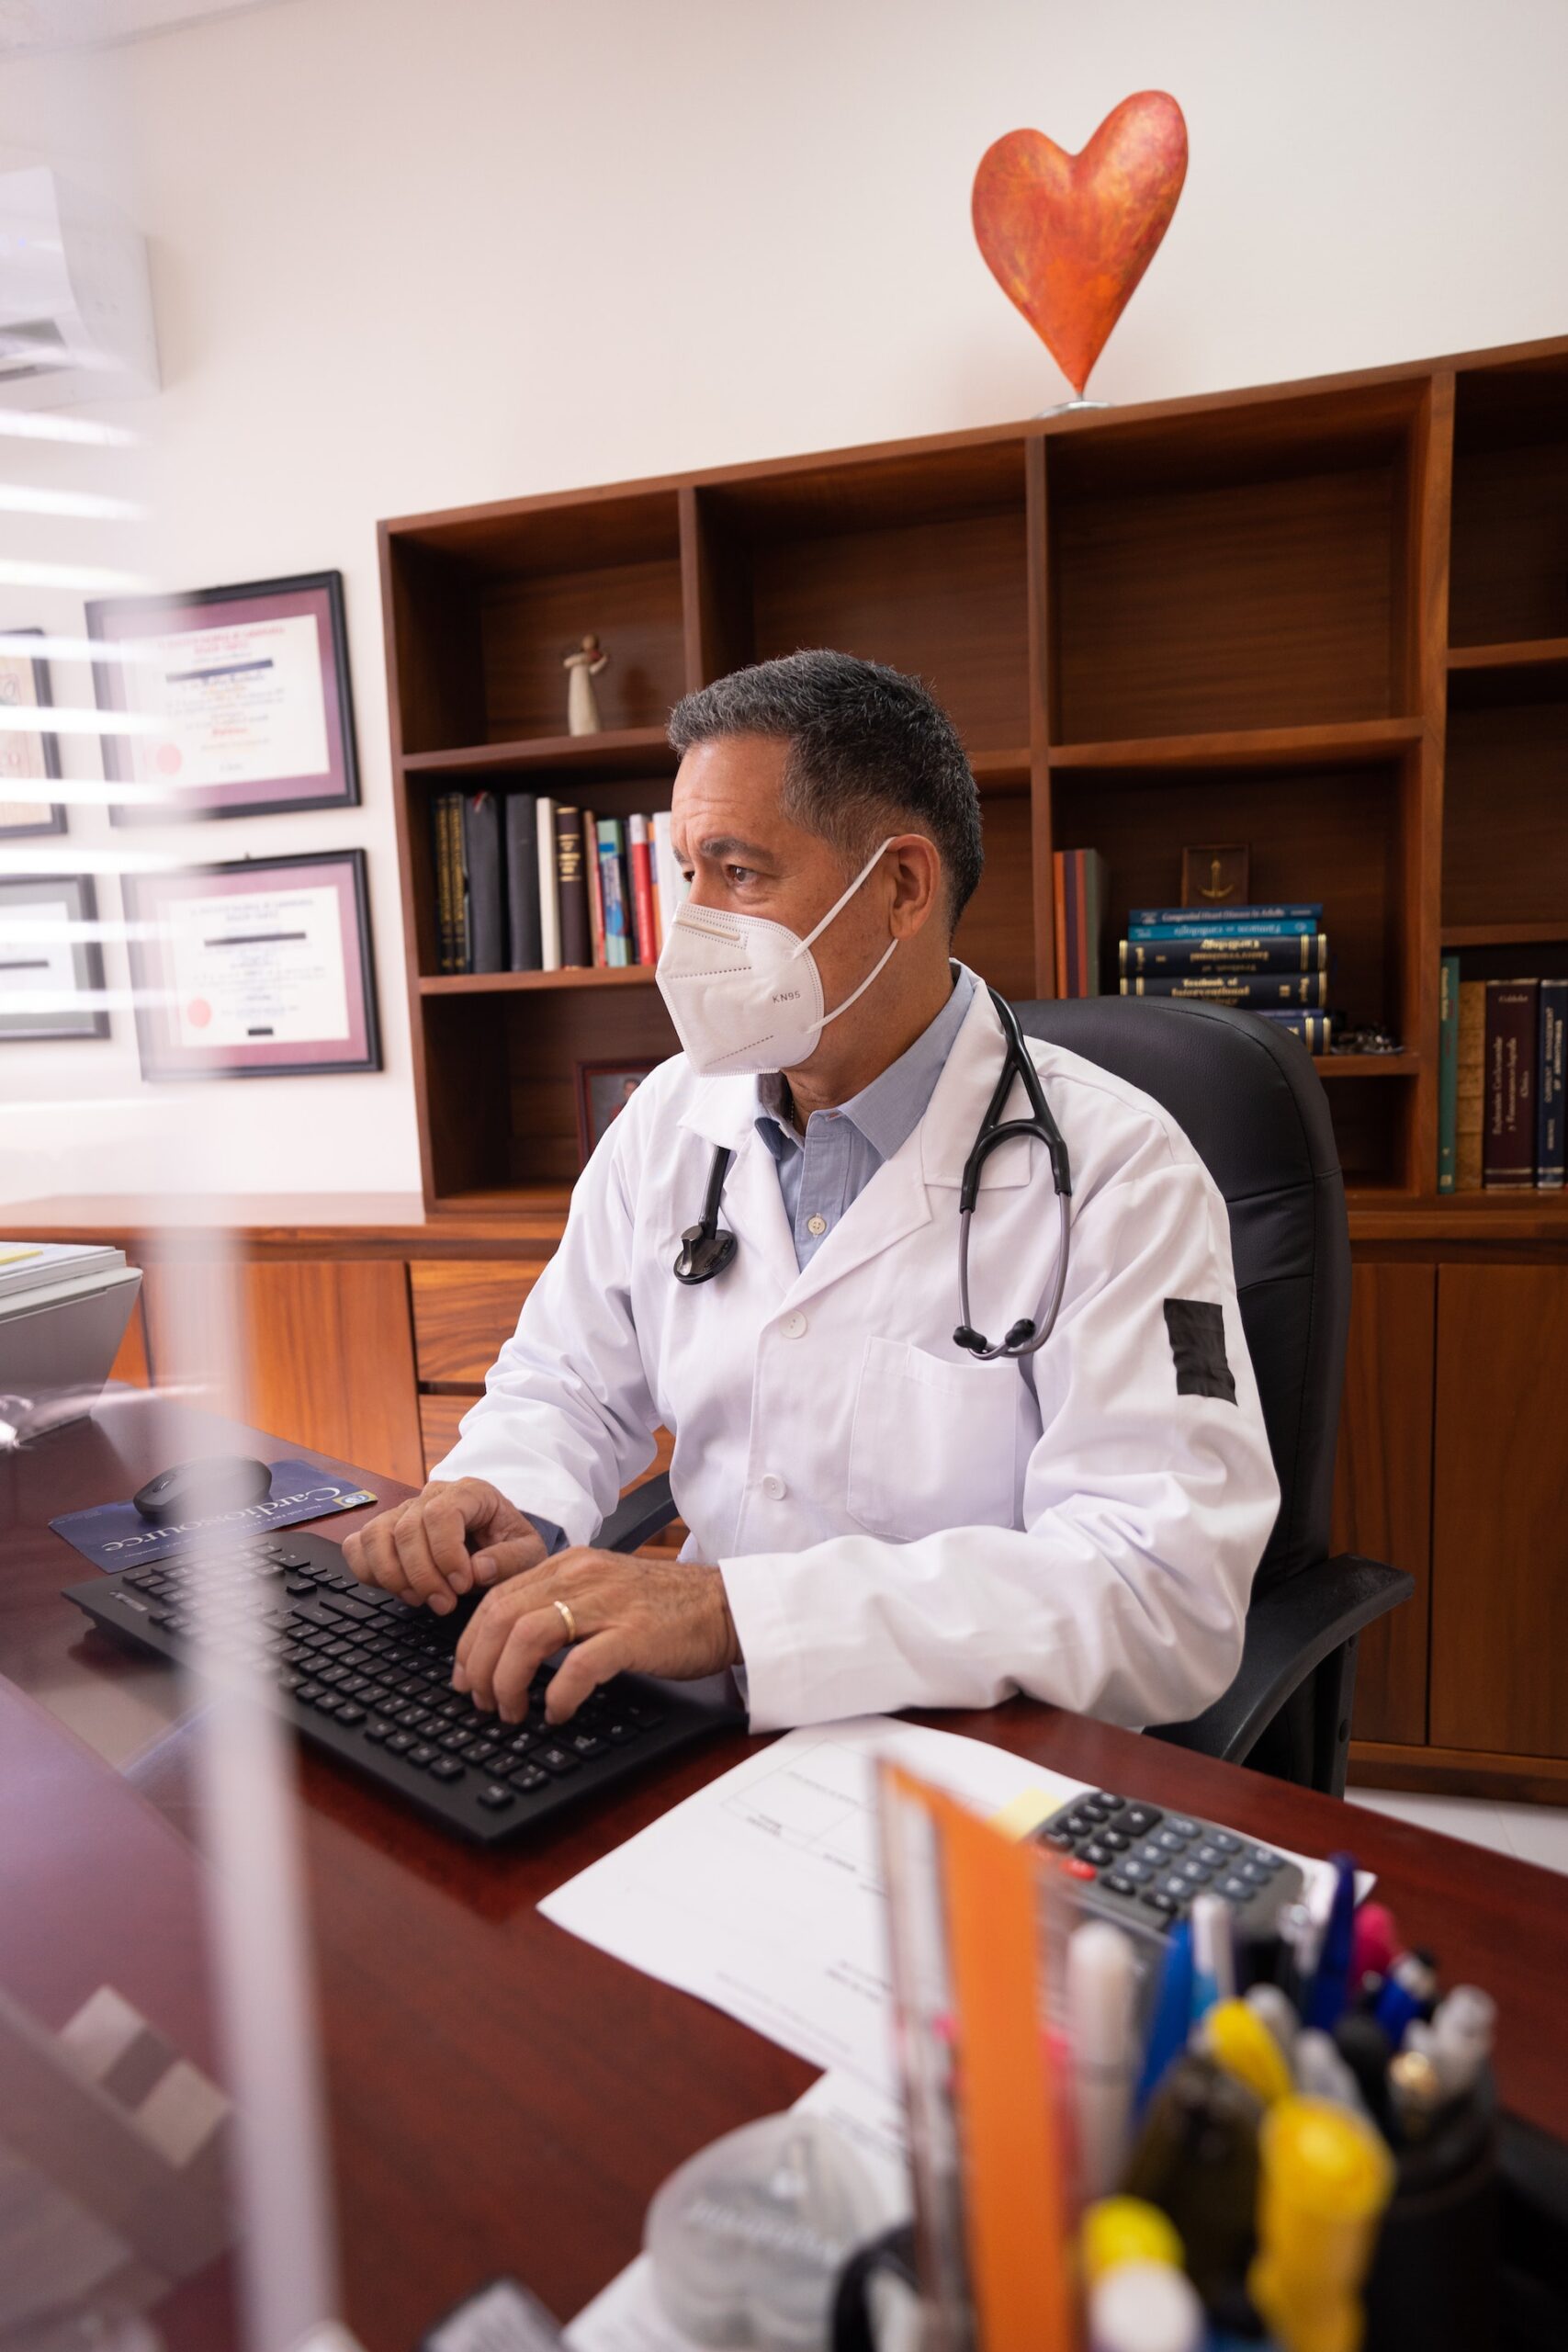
{"left": 754, "top": 965, "right": 977, "bottom": 1270}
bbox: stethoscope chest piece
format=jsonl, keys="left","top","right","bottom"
{"left": 674, "top": 1221, "right": 739, "bottom": 1284}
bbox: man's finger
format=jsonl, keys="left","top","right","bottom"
{"left": 391, "top": 1508, "right": 457, "bottom": 1614}
{"left": 470, "top": 1530, "right": 546, "bottom": 1587}
{"left": 423, "top": 1490, "right": 476, "bottom": 1593}
{"left": 454, "top": 1584, "right": 536, "bottom": 1706}
{"left": 356, "top": 1511, "right": 409, "bottom": 1598}
{"left": 543, "top": 1629, "right": 628, "bottom": 1724}
{"left": 491, "top": 1608, "right": 568, "bottom": 1723}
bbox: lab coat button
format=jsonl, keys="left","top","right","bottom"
{"left": 759, "top": 1472, "right": 786, "bottom": 1500}
{"left": 782, "top": 1311, "right": 807, "bottom": 1340}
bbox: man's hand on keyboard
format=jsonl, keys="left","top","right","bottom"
{"left": 450, "top": 1549, "right": 741, "bottom": 1724}
{"left": 342, "top": 1477, "right": 547, "bottom": 1617}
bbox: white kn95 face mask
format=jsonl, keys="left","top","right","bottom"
{"left": 656, "top": 836, "right": 899, "bottom": 1076}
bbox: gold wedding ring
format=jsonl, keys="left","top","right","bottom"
{"left": 553, "top": 1598, "right": 579, "bottom": 1645}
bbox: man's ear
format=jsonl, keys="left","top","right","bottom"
{"left": 887, "top": 834, "right": 943, "bottom": 938}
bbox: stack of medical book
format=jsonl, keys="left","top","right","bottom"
{"left": 1438, "top": 958, "right": 1566, "bottom": 1192}
{"left": 432, "top": 792, "right": 689, "bottom": 974}
{"left": 1118, "top": 903, "right": 1330, "bottom": 1053}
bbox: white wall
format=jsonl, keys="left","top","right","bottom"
{"left": 3, "top": 0, "right": 1566, "bottom": 1205}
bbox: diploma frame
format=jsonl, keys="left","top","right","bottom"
{"left": 0, "top": 872, "right": 108, "bottom": 1042}
{"left": 122, "top": 848, "right": 381, "bottom": 1081}
{"left": 87, "top": 571, "right": 360, "bottom": 824}
{"left": 0, "top": 628, "right": 65, "bottom": 838}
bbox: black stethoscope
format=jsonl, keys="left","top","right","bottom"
{"left": 672, "top": 987, "right": 1074, "bottom": 1363}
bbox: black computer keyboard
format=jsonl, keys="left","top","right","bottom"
{"left": 66, "top": 1531, "right": 739, "bottom": 1843}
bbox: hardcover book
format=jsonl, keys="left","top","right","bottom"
{"left": 1483, "top": 978, "right": 1539, "bottom": 1189}
{"left": 1120, "top": 971, "right": 1327, "bottom": 1007}
{"left": 1538, "top": 978, "right": 1567, "bottom": 1191}
{"left": 1455, "top": 979, "right": 1486, "bottom": 1191}
{"left": 1129, "top": 913, "right": 1321, "bottom": 944}
{"left": 554, "top": 805, "right": 592, "bottom": 967}
{"left": 596, "top": 817, "right": 630, "bottom": 967}
{"left": 461, "top": 790, "right": 505, "bottom": 974}
{"left": 1119, "top": 935, "right": 1328, "bottom": 978}
{"left": 581, "top": 803, "right": 605, "bottom": 966}
{"left": 536, "top": 797, "right": 561, "bottom": 972}
{"left": 1129, "top": 903, "right": 1322, "bottom": 928}
{"left": 504, "top": 792, "right": 542, "bottom": 970}
{"left": 628, "top": 813, "right": 658, "bottom": 965}
{"left": 1437, "top": 953, "right": 1460, "bottom": 1193}
{"left": 1254, "top": 1009, "right": 1333, "bottom": 1052}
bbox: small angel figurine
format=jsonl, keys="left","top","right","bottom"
{"left": 564, "top": 633, "right": 609, "bottom": 736}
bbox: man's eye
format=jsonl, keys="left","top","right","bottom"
{"left": 726, "top": 865, "right": 755, "bottom": 886}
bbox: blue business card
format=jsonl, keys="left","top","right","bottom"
{"left": 51, "top": 1457, "right": 378, "bottom": 1572}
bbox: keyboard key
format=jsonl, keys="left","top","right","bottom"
{"left": 315, "top": 1694, "right": 345, "bottom": 1717}
{"left": 467, "top": 1742, "right": 499, "bottom": 1767}
{"left": 536, "top": 1746, "right": 581, "bottom": 1777}
{"left": 363, "top": 1718, "right": 394, "bottom": 1742}
{"left": 384, "top": 1732, "right": 415, "bottom": 1755}
{"left": 429, "top": 1758, "right": 465, "bottom": 1782}
{"left": 295, "top": 1683, "right": 324, "bottom": 1704}
{"left": 477, "top": 1782, "right": 514, "bottom": 1810}
{"left": 335, "top": 1703, "right": 367, "bottom": 1725}
{"left": 508, "top": 1766, "right": 549, "bottom": 1793}
{"left": 604, "top": 1719, "right": 642, "bottom": 1745}
{"left": 407, "top": 1744, "right": 438, "bottom": 1768}
{"left": 568, "top": 1732, "right": 607, "bottom": 1759}
{"left": 274, "top": 1553, "right": 311, "bottom": 1570}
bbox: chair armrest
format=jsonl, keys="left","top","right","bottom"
{"left": 1149, "top": 1555, "right": 1414, "bottom": 1767}
{"left": 599, "top": 1473, "right": 680, "bottom": 1555}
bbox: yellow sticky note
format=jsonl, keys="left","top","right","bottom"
{"left": 988, "top": 1781, "right": 1077, "bottom": 1842}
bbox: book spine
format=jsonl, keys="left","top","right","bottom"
{"left": 433, "top": 795, "right": 454, "bottom": 973}
{"left": 1455, "top": 979, "right": 1485, "bottom": 1191}
{"left": 1119, "top": 934, "right": 1328, "bottom": 977}
{"left": 1437, "top": 953, "right": 1460, "bottom": 1193}
{"left": 1483, "top": 978, "right": 1539, "bottom": 1188}
{"left": 504, "top": 793, "right": 541, "bottom": 970}
{"left": 1254, "top": 1010, "right": 1333, "bottom": 1052}
{"left": 581, "top": 803, "right": 605, "bottom": 966}
{"left": 1129, "top": 903, "right": 1323, "bottom": 929}
{"left": 1538, "top": 978, "right": 1567, "bottom": 1190}
{"left": 536, "top": 797, "right": 561, "bottom": 971}
{"left": 1052, "top": 851, "right": 1067, "bottom": 998}
{"left": 1119, "top": 971, "right": 1328, "bottom": 1007}
{"left": 596, "top": 818, "right": 630, "bottom": 967}
{"left": 1129, "top": 917, "right": 1323, "bottom": 943}
{"left": 628, "top": 814, "right": 657, "bottom": 965}
{"left": 1063, "top": 851, "right": 1082, "bottom": 997}
{"left": 450, "top": 793, "right": 471, "bottom": 973}
{"left": 1086, "top": 851, "right": 1108, "bottom": 999}
{"left": 1073, "top": 850, "right": 1091, "bottom": 996}
{"left": 462, "top": 790, "right": 505, "bottom": 974}
{"left": 555, "top": 805, "right": 592, "bottom": 967}
{"left": 653, "top": 809, "right": 685, "bottom": 946}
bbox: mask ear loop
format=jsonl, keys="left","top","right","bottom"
{"left": 792, "top": 835, "right": 905, "bottom": 1035}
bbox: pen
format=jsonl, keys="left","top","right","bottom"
{"left": 1190, "top": 1893, "right": 1235, "bottom": 2021}
{"left": 1292, "top": 2029, "right": 1368, "bottom": 2117}
{"left": 1245, "top": 1982, "right": 1300, "bottom": 2062}
{"left": 1134, "top": 1918, "right": 1193, "bottom": 2116}
{"left": 1067, "top": 1919, "right": 1140, "bottom": 2201}
{"left": 1303, "top": 1854, "right": 1356, "bottom": 2030}
{"left": 1348, "top": 1898, "right": 1399, "bottom": 1984}
{"left": 1373, "top": 1949, "right": 1438, "bottom": 2048}
{"left": 1424, "top": 1984, "right": 1495, "bottom": 2098}
{"left": 1274, "top": 1901, "right": 1321, "bottom": 2017}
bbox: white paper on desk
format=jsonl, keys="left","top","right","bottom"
{"left": 564, "top": 2070, "right": 910, "bottom": 2352}
{"left": 539, "top": 1717, "right": 1087, "bottom": 2095}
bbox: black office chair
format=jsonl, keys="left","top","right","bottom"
{"left": 600, "top": 997, "right": 1411, "bottom": 1797}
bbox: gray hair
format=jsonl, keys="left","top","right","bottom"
{"left": 667, "top": 650, "right": 984, "bottom": 929}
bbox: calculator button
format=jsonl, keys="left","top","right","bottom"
{"left": 1121, "top": 1805, "right": 1162, "bottom": 1838}
{"left": 1100, "top": 1828, "right": 1132, "bottom": 1852}
{"left": 1091, "top": 1792, "right": 1126, "bottom": 1814}
{"left": 1082, "top": 1840, "right": 1117, "bottom": 1868}
{"left": 1166, "top": 1816, "right": 1200, "bottom": 1838}
{"left": 1209, "top": 1830, "right": 1242, "bottom": 1854}
{"left": 1241, "top": 1860, "right": 1274, "bottom": 1886}
{"left": 1159, "top": 1872, "right": 1194, "bottom": 1903}
{"left": 1066, "top": 1858, "right": 1098, "bottom": 1881}
{"left": 1102, "top": 1872, "right": 1136, "bottom": 1897}
{"left": 1247, "top": 1849, "right": 1285, "bottom": 1874}
{"left": 1195, "top": 1843, "right": 1229, "bottom": 1871}
{"left": 1156, "top": 1827, "right": 1191, "bottom": 1853}
{"left": 1217, "top": 1874, "right": 1253, "bottom": 1902}
{"left": 1143, "top": 1890, "right": 1179, "bottom": 1917}
{"left": 1043, "top": 1830, "right": 1075, "bottom": 1851}
{"left": 1118, "top": 1859, "right": 1154, "bottom": 1886}
{"left": 1064, "top": 1809, "right": 1100, "bottom": 1837}
{"left": 1178, "top": 1858, "right": 1213, "bottom": 1884}
{"left": 1081, "top": 1796, "right": 1117, "bottom": 1820}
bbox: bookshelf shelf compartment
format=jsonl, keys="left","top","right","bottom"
{"left": 419, "top": 967, "right": 660, "bottom": 997}
{"left": 1047, "top": 717, "right": 1422, "bottom": 775}
{"left": 402, "top": 728, "right": 675, "bottom": 780}
{"left": 1450, "top": 355, "right": 1568, "bottom": 651}
{"left": 1314, "top": 1054, "right": 1422, "bottom": 1078}
{"left": 1442, "top": 923, "right": 1568, "bottom": 950}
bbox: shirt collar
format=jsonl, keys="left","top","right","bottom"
{"left": 753, "top": 964, "right": 977, "bottom": 1164}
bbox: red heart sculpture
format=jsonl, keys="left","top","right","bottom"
{"left": 973, "top": 94, "right": 1189, "bottom": 396}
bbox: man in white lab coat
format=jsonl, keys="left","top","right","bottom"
{"left": 344, "top": 652, "right": 1280, "bottom": 1734}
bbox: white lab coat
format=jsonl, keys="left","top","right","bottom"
{"left": 433, "top": 978, "right": 1280, "bottom": 1733}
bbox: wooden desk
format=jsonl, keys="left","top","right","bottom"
{"left": 6, "top": 1392, "right": 1568, "bottom": 2352}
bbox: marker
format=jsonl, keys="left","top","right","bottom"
{"left": 1135, "top": 1919, "right": 1193, "bottom": 2115}
{"left": 1201, "top": 1998, "right": 1293, "bottom": 2108}
{"left": 1348, "top": 1899, "right": 1399, "bottom": 1984}
{"left": 1068, "top": 1921, "right": 1140, "bottom": 2200}
{"left": 1190, "top": 1894, "right": 1235, "bottom": 2020}
{"left": 1248, "top": 2098, "right": 1393, "bottom": 2352}
{"left": 1303, "top": 1855, "right": 1356, "bottom": 2030}
{"left": 1292, "top": 2029, "right": 1368, "bottom": 2117}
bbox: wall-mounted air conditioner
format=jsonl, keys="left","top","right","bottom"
{"left": 0, "top": 166, "right": 159, "bottom": 407}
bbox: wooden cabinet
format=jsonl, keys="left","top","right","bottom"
{"left": 410, "top": 1261, "right": 540, "bottom": 1385}
{"left": 1430, "top": 1264, "right": 1568, "bottom": 1758}
{"left": 1333, "top": 1261, "right": 1437, "bottom": 1746}
{"left": 140, "top": 1259, "right": 425, "bottom": 1490}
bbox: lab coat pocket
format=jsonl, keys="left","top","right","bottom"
{"left": 847, "top": 1335, "right": 1019, "bottom": 1543}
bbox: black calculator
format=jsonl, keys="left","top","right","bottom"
{"left": 1036, "top": 1789, "right": 1304, "bottom": 1942}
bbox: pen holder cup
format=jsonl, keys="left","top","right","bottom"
{"left": 1363, "top": 2073, "right": 1499, "bottom": 2352}
{"left": 830, "top": 2222, "right": 917, "bottom": 2352}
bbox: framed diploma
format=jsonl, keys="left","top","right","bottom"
{"left": 0, "top": 628, "right": 65, "bottom": 838}
{"left": 122, "top": 849, "right": 381, "bottom": 1080}
{"left": 86, "top": 571, "right": 359, "bottom": 824}
{"left": 0, "top": 874, "right": 108, "bottom": 1042}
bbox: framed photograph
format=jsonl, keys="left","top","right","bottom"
{"left": 86, "top": 571, "right": 359, "bottom": 824}
{"left": 575, "top": 1058, "right": 658, "bottom": 1164}
{"left": 0, "top": 628, "right": 65, "bottom": 837}
{"left": 0, "top": 873, "right": 107, "bottom": 1041}
{"left": 121, "top": 848, "right": 380, "bottom": 1080}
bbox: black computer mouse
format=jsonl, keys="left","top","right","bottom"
{"left": 132, "top": 1456, "right": 273, "bottom": 1525}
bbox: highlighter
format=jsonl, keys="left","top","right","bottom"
{"left": 1248, "top": 2097, "right": 1393, "bottom": 2352}
{"left": 1068, "top": 1920, "right": 1140, "bottom": 2201}
{"left": 1080, "top": 2195, "right": 1184, "bottom": 2287}
{"left": 1201, "top": 1998, "right": 1293, "bottom": 2109}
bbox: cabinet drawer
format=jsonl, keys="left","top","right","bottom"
{"left": 410, "top": 1261, "right": 542, "bottom": 1385}
{"left": 419, "top": 1402, "right": 684, "bottom": 1553}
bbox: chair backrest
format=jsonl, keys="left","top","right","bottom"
{"left": 1010, "top": 997, "right": 1351, "bottom": 1589}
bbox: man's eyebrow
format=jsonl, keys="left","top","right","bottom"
{"left": 687, "top": 833, "right": 776, "bottom": 865}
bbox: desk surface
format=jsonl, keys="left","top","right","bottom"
{"left": 6, "top": 1391, "right": 1568, "bottom": 2352}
